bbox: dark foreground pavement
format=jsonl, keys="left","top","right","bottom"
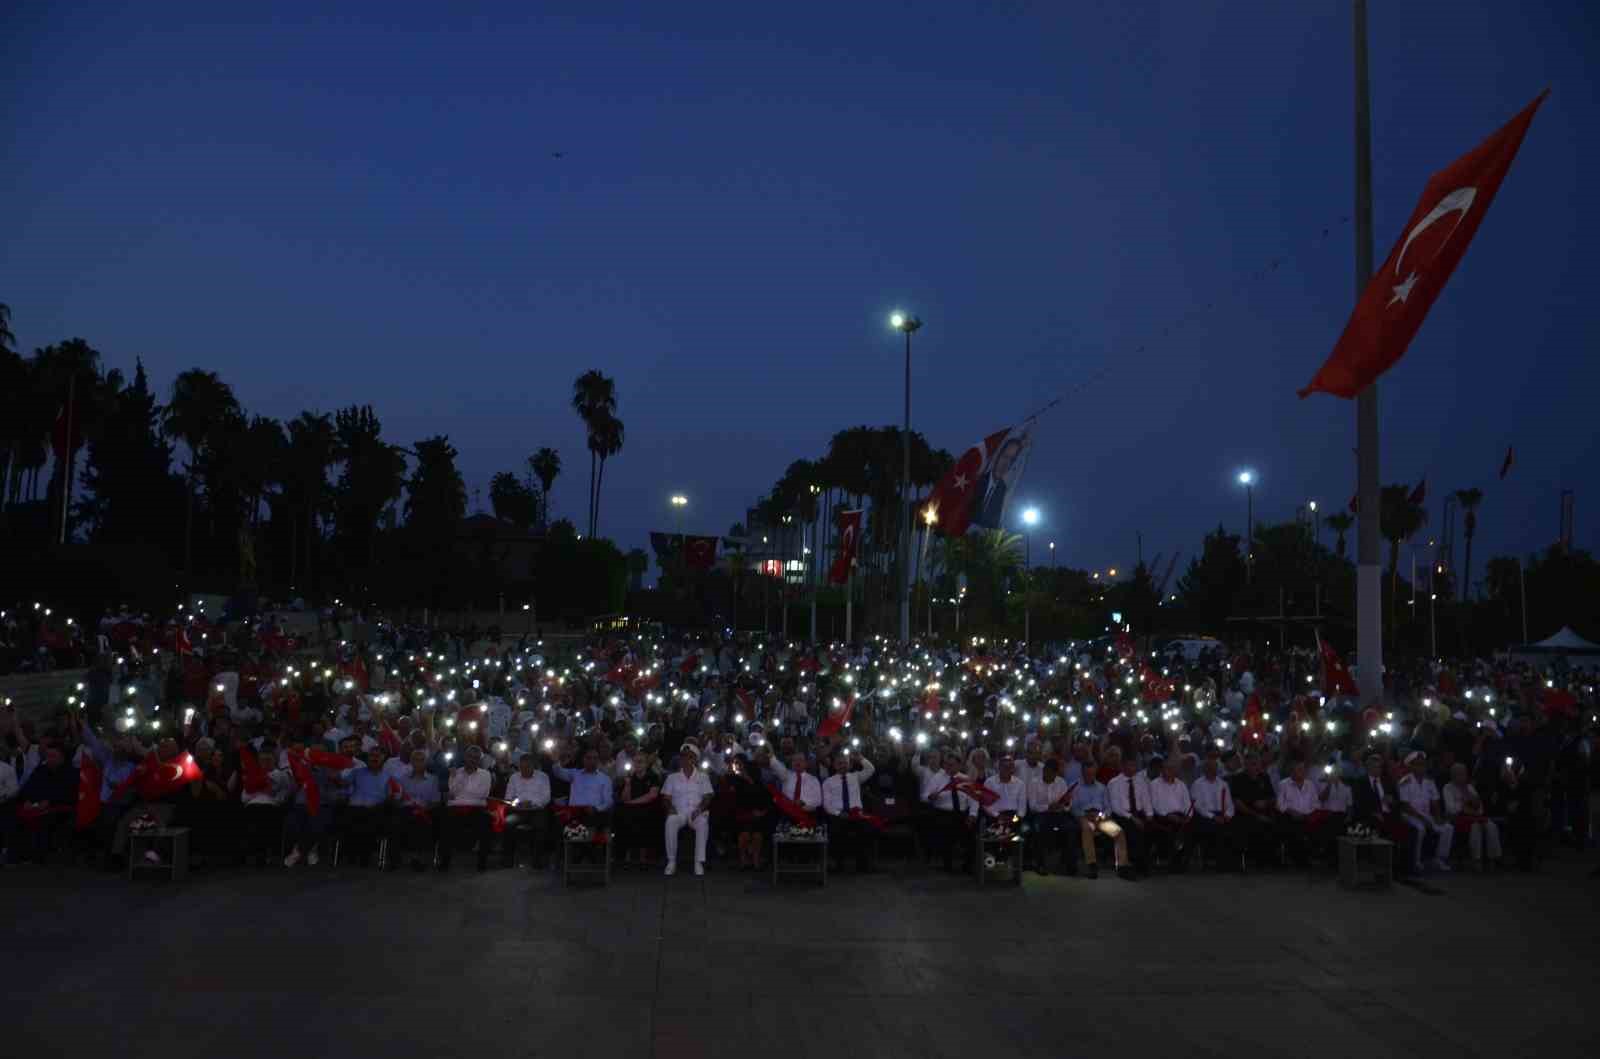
{"left": 5, "top": 856, "right": 1596, "bottom": 1059}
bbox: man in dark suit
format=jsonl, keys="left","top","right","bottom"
{"left": 970, "top": 437, "right": 1025, "bottom": 530}
{"left": 1351, "top": 752, "right": 1414, "bottom": 878}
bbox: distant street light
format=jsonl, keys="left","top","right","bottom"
{"left": 1019, "top": 507, "right": 1041, "bottom": 646}
{"left": 1237, "top": 470, "right": 1257, "bottom": 581}
{"left": 891, "top": 311, "right": 923, "bottom": 643}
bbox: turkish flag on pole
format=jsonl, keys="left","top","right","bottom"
{"left": 923, "top": 427, "right": 1012, "bottom": 537}
{"left": 683, "top": 536, "right": 718, "bottom": 570}
{"left": 827, "top": 510, "right": 863, "bottom": 585}
{"left": 1299, "top": 92, "right": 1547, "bottom": 399}
{"left": 816, "top": 693, "right": 856, "bottom": 740}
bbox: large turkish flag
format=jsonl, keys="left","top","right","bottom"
{"left": 1300, "top": 92, "right": 1546, "bottom": 399}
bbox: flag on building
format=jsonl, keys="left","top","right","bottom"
{"left": 684, "top": 536, "right": 718, "bottom": 570}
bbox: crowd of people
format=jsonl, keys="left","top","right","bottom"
{"left": 2, "top": 603, "right": 1596, "bottom": 887}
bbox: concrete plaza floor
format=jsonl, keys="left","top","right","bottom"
{"left": 4, "top": 853, "right": 1595, "bottom": 1059}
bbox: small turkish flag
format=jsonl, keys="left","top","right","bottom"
{"left": 1300, "top": 92, "right": 1546, "bottom": 399}
{"left": 827, "top": 510, "right": 863, "bottom": 585}
{"left": 816, "top": 693, "right": 856, "bottom": 740}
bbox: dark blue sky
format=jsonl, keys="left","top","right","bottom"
{"left": 6, "top": 2, "right": 1596, "bottom": 581}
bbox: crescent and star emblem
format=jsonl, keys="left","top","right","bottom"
{"left": 1389, "top": 186, "right": 1476, "bottom": 306}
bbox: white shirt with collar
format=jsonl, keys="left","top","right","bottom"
{"left": 1276, "top": 777, "right": 1320, "bottom": 816}
{"left": 982, "top": 773, "right": 1029, "bottom": 818}
{"left": 1189, "top": 775, "right": 1233, "bottom": 820}
{"left": 1016, "top": 760, "right": 1048, "bottom": 788}
{"left": 768, "top": 757, "right": 823, "bottom": 810}
{"left": 1397, "top": 773, "right": 1440, "bottom": 818}
{"left": 505, "top": 770, "right": 550, "bottom": 809}
{"left": 1441, "top": 782, "right": 1479, "bottom": 817}
{"left": 447, "top": 766, "right": 492, "bottom": 807}
{"left": 1319, "top": 777, "right": 1352, "bottom": 813}
{"left": 821, "top": 757, "right": 876, "bottom": 817}
{"left": 1106, "top": 773, "right": 1142, "bottom": 817}
{"left": 1027, "top": 776, "right": 1073, "bottom": 814}
{"left": 662, "top": 768, "right": 714, "bottom": 816}
{"left": 1148, "top": 776, "right": 1192, "bottom": 817}
{"left": 921, "top": 769, "right": 962, "bottom": 811}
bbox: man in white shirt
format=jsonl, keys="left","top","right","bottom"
{"left": 1397, "top": 751, "right": 1452, "bottom": 872}
{"left": 982, "top": 755, "right": 1029, "bottom": 822}
{"left": 662, "top": 747, "right": 714, "bottom": 876}
{"left": 1026, "top": 757, "right": 1075, "bottom": 874}
{"left": 921, "top": 752, "right": 971, "bottom": 873}
{"left": 1441, "top": 762, "right": 1500, "bottom": 868}
{"left": 1189, "top": 752, "right": 1237, "bottom": 870}
{"left": 768, "top": 751, "right": 822, "bottom": 813}
{"left": 1275, "top": 759, "right": 1321, "bottom": 867}
{"left": 1106, "top": 757, "right": 1149, "bottom": 873}
{"left": 821, "top": 748, "right": 877, "bottom": 872}
{"left": 444, "top": 745, "right": 493, "bottom": 872}
{"left": 1017, "top": 742, "right": 1048, "bottom": 788}
{"left": 1146, "top": 757, "right": 1193, "bottom": 872}
{"left": 500, "top": 753, "right": 551, "bottom": 870}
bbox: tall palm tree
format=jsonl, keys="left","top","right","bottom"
{"left": 1454, "top": 487, "right": 1484, "bottom": 601}
{"left": 589, "top": 412, "right": 624, "bottom": 538}
{"left": 571, "top": 371, "right": 616, "bottom": 536}
{"left": 529, "top": 447, "right": 561, "bottom": 528}
{"left": 1325, "top": 511, "right": 1354, "bottom": 560}
{"left": 164, "top": 370, "right": 241, "bottom": 578}
{"left": 286, "top": 412, "right": 337, "bottom": 591}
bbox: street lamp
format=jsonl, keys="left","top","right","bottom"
{"left": 1237, "top": 470, "right": 1256, "bottom": 581}
{"left": 1307, "top": 498, "right": 1320, "bottom": 548}
{"left": 1048, "top": 540, "right": 1055, "bottom": 567}
{"left": 891, "top": 311, "right": 923, "bottom": 644}
{"left": 922, "top": 505, "right": 938, "bottom": 635}
{"left": 1020, "top": 506, "right": 1040, "bottom": 645}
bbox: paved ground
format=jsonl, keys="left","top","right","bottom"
{"left": 5, "top": 853, "right": 1596, "bottom": 1059}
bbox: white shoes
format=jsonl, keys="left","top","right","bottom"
{"left": 308, "top": 848, "right": 320, "bottom": 866}
{"left": 664, "top": 860, "right": 676, "bottom": 876}
{"left": 694, "top": 861, "right": 705, "bottom": 877}
{"left": 284, "top": 850, "right": 301, "bottom": 868}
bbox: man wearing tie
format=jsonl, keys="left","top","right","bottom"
{"left": 969, "top": 436, "right": 1024, "bottom": 530}
{"left": 1026, "top": 757, "right": 1074, "bottom": 874}
{"left": 921, "top": 752, "right": 971, "bottom": 873}
{"left": 821, "top": 748, "right": 876, "bottom": 872}
{"left": 1106, "top": 756, "right": 1149, "bottom": 874}
{"left": 767, "top": 751, "right": 822, "bottom": 814}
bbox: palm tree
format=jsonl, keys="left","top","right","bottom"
{"left": 1325, "top": 511, "right": 1354, "bottom": 560}
{"left": 589, "top": 412, "right": 624, "bottom": 538}
{"left": 529, "top": 447, "right": 561, "bottom": 528}
{"left": 571, "top": 371, "right": 616, "bottom": 536}
{"left": 1378, "top": 484, "right": 1427, "bottom": 583}
{"left": 163, "top": 370, "right": 242, "bottom": 578}
{"left": 1454, "top": 488, "right": 1484, "bottom": 601}
{"left": 0, "top": 303, "right": 14, "bottom": 354}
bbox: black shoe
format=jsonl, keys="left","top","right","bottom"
{"left": 412, "top": 859, "right": 426, "bottom": 872}
{"left": 1085, "top": 863, "right": 1098, "bottom": 879}
{"left": 1117, "top": 866, "right": 1139, "bottom": 882}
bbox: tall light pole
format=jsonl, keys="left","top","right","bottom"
{"left": 669, "top": 493, "right": 689, "bottom": 583}
{"left": 922, "top": 505, "right": 938, "bottom": 636}
{"left": 1048, "top": 540, "right": 1055, "bottom": 568}
{"left": 1237, "top": 471, "right": 1256, "bottom": 582}
{"left": 1353, "top": 0, "right": 1383, "bottom": 710}
{"left": 808, "top": 483, "right": 821, "bottom": 643}
{"left": 1021, "top": 506, "right": 1040, "bottom": 646}
{"left": 891, "top": 311, "right": 922, "bottom": 645}
{"left": 1308, "top": 499, "right": 1320, "bottom": 546}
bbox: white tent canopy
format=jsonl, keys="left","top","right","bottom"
{"left": 1525, "top": 626, "right": 1600, "bottom": 653}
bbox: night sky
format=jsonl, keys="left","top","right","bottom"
{"left": 5, "top": 2, "right": 1595, "bottom": 577}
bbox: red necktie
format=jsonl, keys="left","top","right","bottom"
{"left": 793, "top": 774, "right": 802, "bottom": 801}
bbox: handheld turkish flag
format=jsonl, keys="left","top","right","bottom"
{"left": 816, "top": 693, "right": 857, "bottom": 740}
{"left": 1499, "top": 445, "right": 1514, "bottom": 480}
{"left": 1319, "top": 639, "right": 1358, "bottom": 696}
{"left": 1299, "top": 92, "right": 1547, "bottom": 399}
{"left": 950, "top": 778, "right": 1000, "bottom": 808}
{"left": 827, "top": 510, "right": 863, "bottom": 585}
{"left": 116, "top": 751, "right": 203, "bottom": 802}
{"left": 77, "top": 756, "right": 103, "bottom": 830}
{"left": 286, "top": 751, "right": 320, "bottom": 815}
{"left": 238, "top": 745, "right": 274, "bottom": 795}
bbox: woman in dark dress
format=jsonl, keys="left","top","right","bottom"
{"left": 729, "top": 754, "right": 774, "bottom": 870}
{"left": 614, "top": 750, "right": 662, "bottom": 868}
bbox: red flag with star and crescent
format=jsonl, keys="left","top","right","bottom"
{"left": 816, "top": 693, "right": 857, "bottom": 740}
{"left": 827, "top": 510, "right": 864, "bottom": 585}
{"left": 1299, "top": 91, "right": 1546, "bottom": 399}
{"left": 923, "top": 423, "right": 1032, "bottom": 537}
{"left": 684, "top": 536, "right": 718, "bottom": 571}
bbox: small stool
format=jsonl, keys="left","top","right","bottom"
{"left": 1337, "top": 836, "right": 1394, "bottom": 888}
{"left": 129, "top": 827, "right": 190, "bottom": 881}
{"left": 562, "top": 832, "right": 611, "bottom": 886}
{"left": 772, "top": 831, "right": 828, "bottom": 887}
